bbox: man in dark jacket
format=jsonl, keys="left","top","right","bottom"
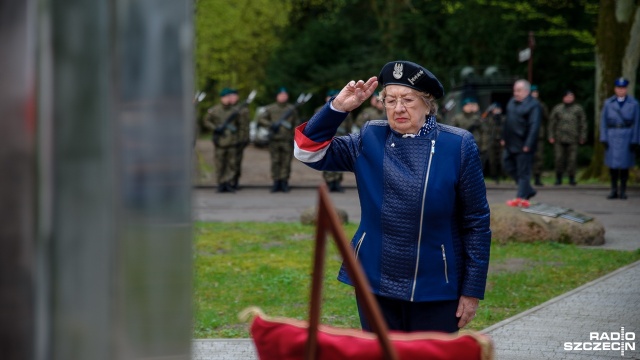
{"left": 501, "top": 79, "right": 541, "bottom": 206}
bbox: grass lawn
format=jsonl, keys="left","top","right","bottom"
{"left": 193, "top": 221, "right": 640, "bottom": 338}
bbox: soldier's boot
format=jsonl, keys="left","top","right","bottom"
{"left": 534, "top": 175, "right": 543, "bottom": 186}
{"left": 554, "top": 172, "right": 562, "bottom": 186}
{"left": 607, "top": 179, "right": 618, "bottom": 199}
{"left": 230, "top": 177, "right": 239, "bottom": 190}
{"left": 217, "top": 183, "right": 227, "bottom": 193}
{"left": 620, "top": 182, "right": 627, "bottom": 200}
{"left": 569, "top": 176, "right": 577, "bottom": 186}
{"left": 327, "top": 181, "right": 336, "bottom": 192}
{"left": 224, "top": 182, "right": 236, "bottom": 193}
{"left": 270, "top": 180, "right": 281, "bottom": 193}
{"left": 334, "top": 181, "right": 344, "bottom": 193}
{"left": 281, "top": 180, "right": 290, "bottom": 193}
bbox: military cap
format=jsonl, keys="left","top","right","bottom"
{"left": 614, "top": 77, "right": 629, "bottom": 87}
{"left": 530, "top": 85, "right": 538, "bottom": 91}
{"left": 378, "top": 60, "right": 444, "bottom": 99}
{"left": 461, "top": 97, "right": 478, "bottom": 106}
{"left": 219, "top": 87, "right": 237, "bottom": 97}
{"left": 277, "top": 87, "right": 288, "bottom": 94}
{"left": 326, "top": 89, "right": 339, "bottom": 97}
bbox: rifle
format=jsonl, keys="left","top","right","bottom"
{"left": 270, "top": 93, "right": 313, "bottom": 134}
{"left": 480, "top": 103, "right": 498, "bottom": 119}
{"left": 441, "top": 98, "right": 456, "bottom": 115}
{"left": 213, "top": 90, "right": 257, "bottom": 146}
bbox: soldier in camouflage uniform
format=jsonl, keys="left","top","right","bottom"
{"left": 203, "top": 88, "right": 249, "bottom": 193}
{"left": 485, "top": 103, "right": 505, "bottom": 183}
{"left": 548, "top": 90, "right": 587, "bottom": 186}
{"left": 451, "top": 98, "right": 489, "bottom": 170}
{"left": 531, "top": 85, "right": 549, "bottom": 186}
{"left": 352, "top": 92, "right": 385, "bottom": 134}
{"left": 257, "top": 87, "right": 300, "bottom": 192}
{"left": 231, "top": 92, "right": 252, "bottom": 190}
{"left": 316, "top": 90, "right": 353, "bottom": 192}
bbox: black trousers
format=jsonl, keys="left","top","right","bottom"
{"left": 356, "top": 293, "right": 460, "bottom": 333}
{"left": 610, "top": 168, "right": 629, "bottom": 188}
{"left": 503, "top": 150, "right": 535, "bottom": 199}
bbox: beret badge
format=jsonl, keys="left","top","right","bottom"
{"left": 393, "top": 63, "right": 403, "bottom": 79}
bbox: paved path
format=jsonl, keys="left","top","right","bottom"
{"left": 192, "top": 261, "right": 640, "bottom": 360}
{"left": 191, "top": 143, "right": 640, "bottom": 359}
{"left": 484, "top": 260, "right": 640, "bottom": 360}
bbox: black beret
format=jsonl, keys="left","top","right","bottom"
{"left": 378, "top": 60, "right": 444, "bottom": 99}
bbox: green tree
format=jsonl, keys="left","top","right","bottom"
{"left": 583, "top": 0, "right": 640, "bottom": 179}
{"left": 264, "top": 0, "right": 599, "bottom": 116}
{"left": 195, "top": 0, "right": 291, "bottom": 98}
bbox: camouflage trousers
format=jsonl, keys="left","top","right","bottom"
{"left": 214, "top": 144, "right": 238, "bottom": 184}
{"left": 532, "top": 139, "right": 545, "bottom": 176}
{"left": 554, "top": 142, "right": 578, "bottom": 176}
{"left": 234, "top": 142, "right": 248, "bottom": 182}
{"left": 269, "top": 140, "right": 293, "bottom": 180}
{"left": 322, "top": 171, "right": 343, "bottom": 182}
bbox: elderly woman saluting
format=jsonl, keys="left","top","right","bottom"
{"left": 294, "top": 61, "right": 491, "bottom": 333}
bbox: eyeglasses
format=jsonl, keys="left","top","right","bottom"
{"left": 382, "top": 96, "right": 422, "bottom": 109}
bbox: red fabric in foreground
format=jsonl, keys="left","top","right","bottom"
{"left": 250, "top": 314, "right": 493, "bottom": 360}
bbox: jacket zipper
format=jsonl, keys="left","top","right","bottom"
{"left": 354, "top": 232, "right": 366, "bottom": 259}
{"left": 411, "top": 139, "right": 435, "bottom": 301}
{"left": 441, "top": 244, "right": 449, "bottom": 283}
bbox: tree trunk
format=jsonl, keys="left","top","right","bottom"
{"left": 583, "top": 0, "right": 636, "bottom": 180}
{"left": 622, "top": 6, "right": 640, "bottom": 96}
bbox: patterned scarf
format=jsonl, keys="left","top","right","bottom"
{"left": 402, "top": 115, "right": 437, "bottom": 138}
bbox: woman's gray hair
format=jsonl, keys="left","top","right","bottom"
{"left": 378, "top": 88, "right": 439, "bottom": 115}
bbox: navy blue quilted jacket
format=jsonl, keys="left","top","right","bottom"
{"left": 294, "top": 103, "right": 491, "bottom": 302}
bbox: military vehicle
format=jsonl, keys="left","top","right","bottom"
{"left": 440, "top": 65, "right": 518, "bottom": 124}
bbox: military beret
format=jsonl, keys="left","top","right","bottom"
{"left": 277, "top": 87, "right": 288, "bottom": 94}
{"left": 614, "top": 77, "right": 629, "bottom": 87}
{"left": 219, "top": 87, "right": 237, "bottom": 97}
{"left": 530, "top": 85, "right": 538, "bottom": 91}
{"left": 461, "top": 97, "right": 478, "bottom": 106}
{"left": 326, "top": 89, "right": 339, "bottom": 97}
{"left": 378, "top": 60, "right": 444, "bottom": 99}
{"left": 563, "top": 89, "right": 574, "bottom": 96}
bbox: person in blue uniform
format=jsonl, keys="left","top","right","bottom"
{"left": 293, "top": 61, "right": 491, "bottom": 333}
{"left": 600, "top": 77, "right": 640, "bottom": 200}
